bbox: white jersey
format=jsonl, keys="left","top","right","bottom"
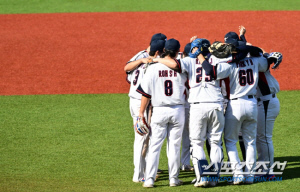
{"left": 138, "top": 63, "right": 187, "bottom": 107}
{"left": 177, "top": 55, "right": 231, "bottom": 103}
{"left": 176, "top": 52, "right": 190, "bottom": 108}
{"left": 256, "top": 70, "right": 280, "bottom": 97}
{"left": 126, "top": 50, "right": 149, "bottom": 100}
{"left": 176, "top": 52, "right": 183, "bottom": 60}
{"left": 217, "top": 56, "right": 269, "bottom": 99}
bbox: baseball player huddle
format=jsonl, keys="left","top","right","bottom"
{"left": 124, "top": 26, "right": 282, "bottom": 188}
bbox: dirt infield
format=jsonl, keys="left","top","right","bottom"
{"left": 0, "top": 11, "right": 299, "bottom": 95}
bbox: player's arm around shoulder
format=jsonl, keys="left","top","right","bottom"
{"left": 153, "top": 57, "right": 179, "bottom": 71}
{"left": 198, "top": 54, "right": 231, "bottom": 80}
{"left": 216, "top": 62, "right": 232, "bottom": 80}
{"left": 256, "top": 55, "right": 269, "bottom": 72}
{"left": 124, "top": 58, "right": 149, "bottom": 72}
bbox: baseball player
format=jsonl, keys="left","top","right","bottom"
{"left": 256, "top": 62, "right": 281, "bottom": 179}
{"left": 224, "top": 26, "right": 248, "bottom": 162}
{"left": 153, "top": 38, "right": 232, "bottom": 187}
{"left": 201, "top": 41, "right": 269, "bottom": 184}
{"left": 179, "top": 42, "right": 194, "bottom": 172}
{"left": 137, "top": 39, "right": 187, "bottom": 187}
{"left": 224, "top": 26, "right": 247, "bottom": 47}
{"left": 226, "top": 26, "right": 282, "bottom": 177}
{"left": 124, "top": 33, "right": 166, "bottom": 183}
{"left": 236, "top": 27, "right": 282, "bottom": 179}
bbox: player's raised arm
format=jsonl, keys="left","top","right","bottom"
{"left": 239, "top": 25, "right": 247, "bottom": 43}
{"left": 197, "top": 54, "right": 217, "bottom": 79}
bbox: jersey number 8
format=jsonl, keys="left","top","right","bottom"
{"left": 165, "top": 80, "right": 173, "bottom": 96}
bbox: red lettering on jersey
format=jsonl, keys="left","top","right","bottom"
{"left": 159, "top": 70, "right": 172, "bottom": 77}
{"left": 174, "top": 71, "right": 177, "bottom": 77}
{"left": 196, "top": 59, "right": 201, "bottom": 65}
{"left": 160, "top": 70, "right": 168, "bottom": 77}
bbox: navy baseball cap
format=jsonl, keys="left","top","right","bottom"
{"left": 184, "top": 43, "right": 191, "bottom": 54}
{"left": 165, "top": 38, "right": 180, "bottom": 51}
{"left": 224, "top": 32, "right": 239, "bottom": 46}
{"left": 150, "top": 33, "right": 167, "bottom": 44}
{"left": 150, "top": 40, "right": 165, "bottom": 52}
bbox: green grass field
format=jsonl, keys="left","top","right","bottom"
{"left": 1, "top": 92, "right": 300, "bottom": 191}
{"left": 1, "top": 0, "right": 299, "bottom": 191}
{"left": 0, "top": 0, "right": 299, "bottom": 14}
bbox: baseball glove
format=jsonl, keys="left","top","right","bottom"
{"left": 134, "top": 117, "right": 150, "bottom": 136}
{"left": 268, "top": 52, "right": 283, "bottom": 69}
{"left": 209, "top": 41, "right": 236, "bottom": 58}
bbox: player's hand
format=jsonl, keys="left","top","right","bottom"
{"left": 147, "top": 57, "right": 154, "bottom": 64}
{"left": 152, "top": 58, "right": 160, "bottom": 63}
{"left": 190, "top": 36, "right": 198, "bottom": 43}
{"left": 140, "top": 58, "right": 149, "bottom": 64}
{"left": 138, "top": 112, "right": 144, "bottom": 119}
{"left": 239, "top": 25, "right": 246, "bottom": 36}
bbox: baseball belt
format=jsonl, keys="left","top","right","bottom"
{"left": 257, "top": 93, "right": 276, "bottom": 102}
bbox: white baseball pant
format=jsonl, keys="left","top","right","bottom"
{"left": 181, "top": 107, "right": 191, "bottom": 166}
{"left": 130, "top": 97, "right": 147, "bottom": 182}
{"left": 189, "top": 103, "right": 224, "bottom": 179}
{"left": 144, "top": 105, "right": 185, "bottom": 183}
{"left": 224, "top": 96, "right": 257, "bottom": 176}
{"left": 257, "top": 94, "right": 280, "bottom": 173}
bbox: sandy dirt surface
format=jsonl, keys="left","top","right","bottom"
{"left": 0, "top": 11, "right": 299, "bottom": 95}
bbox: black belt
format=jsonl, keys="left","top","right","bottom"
{"left": 257, "top": 93, "right": 276, "bottom": 102}
{"left": 193, "top": 102, "right": 200, "bottom": 104}
{"left": 231, "top": 95, "right": 254, "bottom": 100}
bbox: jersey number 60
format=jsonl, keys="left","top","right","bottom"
{"left": 239, "top": 69, "right": 254, "bottom": 86}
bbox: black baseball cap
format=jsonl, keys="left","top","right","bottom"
{"left": 224, "top": 32, "right": 239, "bottom": 46}
{"left": 184, "top": 43, "right": 191, "bottom": 54}
{"left": 165, "top": 39, "right": 180, "bottom": 51}
{"left": 150, "top": 40, "right": 165, "bottom": 52}
{"left": 150, "top": 33, "right": 167, "bottom": 45}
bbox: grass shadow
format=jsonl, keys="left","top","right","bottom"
{"left": 274, "top": 156, "right": 300, "bottom": 180}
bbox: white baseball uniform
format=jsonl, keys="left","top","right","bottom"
{"left": 181, "top": 84, "right": 191, "bottom": 168}
{"left": 176, "top": 54, "right": 230, "bottom": 183}
{"left": 137, "top": 63, "right": 187, "bottom": 184}
{"left": 176, "top": 53, "right": 192, "bottom": 169}
{"left": 216, "top": 55, "right": 269, "bottom": 178}
{"left": 256, "top": 70, "right": 280, "bottom": 174}
{"left": 126, "top": 50, "right": 149, "bottom": 182}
